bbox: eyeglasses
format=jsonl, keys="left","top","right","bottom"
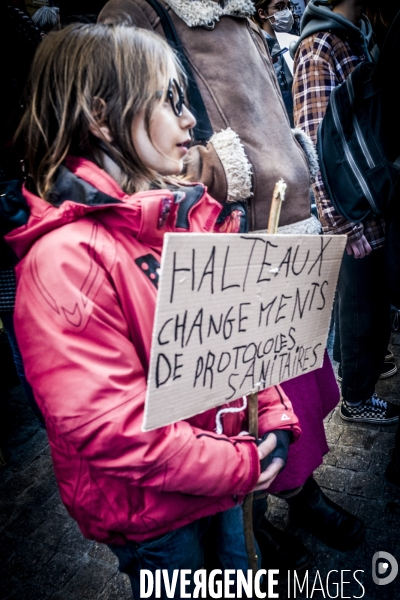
{"left": 268, "top": 2, "right": 293, "bottom": 13}
{"left": 166, "top": 78, "right": 186, "bottom": 117}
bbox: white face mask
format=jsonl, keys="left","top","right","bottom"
{"left": 268, "top": 8, "right": 294, "bottom": 33}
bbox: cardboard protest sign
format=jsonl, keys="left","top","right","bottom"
{"left": 143, "top": 233, "right": 346, "bottom": 431}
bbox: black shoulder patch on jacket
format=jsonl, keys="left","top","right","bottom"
{"left": 135, "top": 254, "right": 160, "bottom": 289}
{"left": 49, "top": 166, "right": 122, "bottom": 207}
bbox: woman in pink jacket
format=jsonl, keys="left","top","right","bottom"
{"left": 7, "top": 23, "right": 301, "bottom": 597}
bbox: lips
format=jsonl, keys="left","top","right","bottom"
{"left": 176, "top": 139, "right": 191, "bottom": 156}
{"left": 176, "top": 139, "right": 191, "bottom": 149}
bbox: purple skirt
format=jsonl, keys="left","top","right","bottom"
{"left": 268, "top": 351, "right": 340, "bottom": 494}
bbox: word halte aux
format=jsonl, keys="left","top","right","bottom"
{"left": 144, "top": 233, "right": 346, "bottom": 431}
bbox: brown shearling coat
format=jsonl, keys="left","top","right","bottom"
{"left": 99, "top": 0, "right": 312, "bottom": 231}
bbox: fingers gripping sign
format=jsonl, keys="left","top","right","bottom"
{"left": 254, "top": 433, "right": 285, "bottom": 491}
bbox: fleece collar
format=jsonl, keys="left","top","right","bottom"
{"left": 164, "top": 0, "right": 255, "bottom": 28}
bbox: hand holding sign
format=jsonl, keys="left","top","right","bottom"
{"left": 254, "top": 433, "right": 284, "bottom": 491}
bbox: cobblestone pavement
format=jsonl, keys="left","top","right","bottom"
{"left": 1, "top": 338, "right": 400, "bottom": 600}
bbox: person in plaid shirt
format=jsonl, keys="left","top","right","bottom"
{"left": 293, "top": 0, "right": 399, "bottom": 425}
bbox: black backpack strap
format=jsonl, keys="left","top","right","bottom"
{"left": 143, "top": 0, "right": 213, "bottom": 144}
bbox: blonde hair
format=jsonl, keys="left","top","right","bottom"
{"left": 17, "top": 23, "right": 186, "bottom": 201}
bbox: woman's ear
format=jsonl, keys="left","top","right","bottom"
{"left": 89, "top": 97, "right": 113, "bottom": 143}
{"left": 89, "top": 122, "right": 113, "bottom": 143}
{"left": 258, "top": 8, "right": 267, "bottom": 20}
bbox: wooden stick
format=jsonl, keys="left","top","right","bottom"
{"left": 243, "top": 391, "right": 259, "bottom": 576}
{"left": 267, "top": 179, "right": 287, "bottom": 234}
{"left": 243, "top": 181, "right": 286, "bottom": 576}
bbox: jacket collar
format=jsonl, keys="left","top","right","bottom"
{"left": 6, "top": 157, "right": 212, "bottom": 259}
{"left": 164, "top": 0, "right": 255, "bottom": 28}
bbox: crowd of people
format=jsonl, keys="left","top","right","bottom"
{"left": 1, "top": 0, "right": 400, "bottom": 598}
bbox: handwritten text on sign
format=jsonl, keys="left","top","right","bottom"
{"left": 143, "top": 233, "right": 345, "bottom": 431}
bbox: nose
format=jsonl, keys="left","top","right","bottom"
{"left": 181, "top": 104, "right": 196, "bottom": 130}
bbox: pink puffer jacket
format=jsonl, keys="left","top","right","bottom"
{"left": 7, "top": 157, "right": 300, "bottom": 544}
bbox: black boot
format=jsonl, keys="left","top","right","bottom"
{"left": 286, "top": 477, "right": 365, "bottom": 550}
{"left": 254, "top": 515, "right": 312, "bottom": 572}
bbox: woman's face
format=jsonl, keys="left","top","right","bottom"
{"left": 258, "top": 0, "right": 291, "bottom": 34}
{"left": 131, "top": 63, "right": 196, "bottom": 176}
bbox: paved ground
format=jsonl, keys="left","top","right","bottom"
{"left": 1, "top": 333, "right": 400, "bottom": 600}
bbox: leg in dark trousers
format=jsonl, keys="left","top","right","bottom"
{"left": 333, "top": 247, "right": 391, "bottom": 402}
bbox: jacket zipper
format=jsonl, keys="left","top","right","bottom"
{"left": 346, "top": 77, "right": 375, "bottom": 169}
{"left": 330, "top": 90, "right": 379, "bottom": 214}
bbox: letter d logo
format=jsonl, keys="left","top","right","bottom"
{"left": 372, "top": 552, "right": 398, "bottom": 586}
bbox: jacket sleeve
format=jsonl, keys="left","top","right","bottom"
{"left": 257, "top": 385, "right": 301, "bottom": 441}
{"left": 14, "top": 226, "right": 260, "bottom": 498}
{"left": 184, "top": 129, "right": 253, "bottom": 204}
{"left": 293, "top": 35, "right": 364, "bottom": 242}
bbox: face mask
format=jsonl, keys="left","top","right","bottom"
{"left": 268, "top": 8, "right": 294, "bottom": 33}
